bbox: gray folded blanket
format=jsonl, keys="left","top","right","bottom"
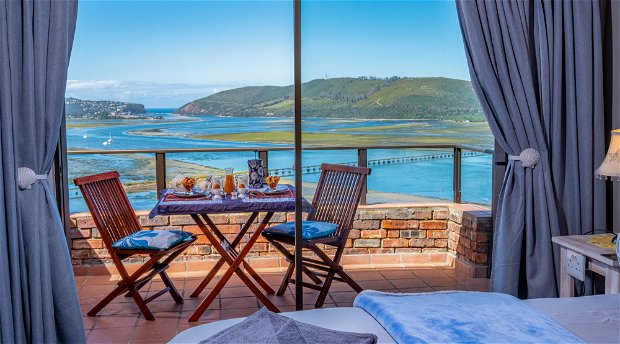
{"left": 200, "top": 307, "right": 378, "bottom": 344}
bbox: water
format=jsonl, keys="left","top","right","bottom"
{"left": 67, "top": 109, "right": 494, "bottom": 213}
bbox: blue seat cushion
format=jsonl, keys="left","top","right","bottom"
{"left": 112, "top": 230, "right": 193, "bottom": 250}
{"left": 264, "top": 221, "right": 338, "bottom": 240}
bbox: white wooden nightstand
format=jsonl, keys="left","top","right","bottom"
{"left": 552, "top": 234, "right": 619, "bottom": 297}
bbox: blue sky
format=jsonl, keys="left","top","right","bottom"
{"left": 67, "top": 0, "right": 469, "bottom": 107}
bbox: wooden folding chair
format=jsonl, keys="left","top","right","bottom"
{"left": 74, "top": 171, "right": 196, "bottom": 320}
{"left": 262, "top": 163, "right": 371, "bottom": 308}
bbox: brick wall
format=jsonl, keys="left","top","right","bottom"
{"left": 69, "top": 204, "right": 491, "bottom": 277}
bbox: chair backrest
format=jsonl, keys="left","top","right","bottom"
{"left": 74, "top": 171, "right": 142, "bottom": 249}
{"left": 307, "top": 163, "right": 371, "bottom": 243}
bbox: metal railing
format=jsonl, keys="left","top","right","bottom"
{"left": 67, "top": 144, "right": 494, "bottom": 205}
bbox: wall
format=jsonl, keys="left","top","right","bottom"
{"left": 69, "top": 203, "right": 491, "bottom": 277}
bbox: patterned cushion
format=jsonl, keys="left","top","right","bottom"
{"left": 112, "top": 230, "right": 192, "bottom": 250}
{"left": 264, "top": 221, "right": 338, "bottom": 240}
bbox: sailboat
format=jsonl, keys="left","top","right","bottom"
{"left": 107, "top": 133, "right": 113, "bottom": 143}
{"left": 83, "top": 130, "right": 88, "bottom": 139}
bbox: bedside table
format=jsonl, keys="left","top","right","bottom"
{"left": 552, "top": 234, "right": 619, "bottom": 297}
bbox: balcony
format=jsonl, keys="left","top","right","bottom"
{"left": 67, "top": 144, "right": 493, "bottom": 343}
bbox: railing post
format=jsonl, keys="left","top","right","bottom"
{"left": 358, "top": 148, "right": 368, "bottom": 205}
{"left": 453, "top": 146, "right": 462, "bottom": 203}
{"left": 155, "top": 152, "right": 166, "bottom": 198}
{"left": 258, "top": 150, "right": 269, "bottom": 177}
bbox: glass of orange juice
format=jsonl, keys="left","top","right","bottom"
{"left": 224, "top": 167, "right": 235, "bottom": 195}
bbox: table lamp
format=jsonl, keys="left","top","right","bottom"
{"left": 595, "top": 129, "right": 620, "bottom": 262}
{"left": 596, "top": 129, "right": 620, "bottom": 180}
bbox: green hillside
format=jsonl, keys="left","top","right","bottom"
{"left": 175, "top": 77, "right": 484, "bottom": 121}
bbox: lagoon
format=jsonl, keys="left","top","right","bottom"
{"left": 67, "top": 109, "right": 494, "bottom": 213}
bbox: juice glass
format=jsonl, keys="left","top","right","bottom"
{"left": 224, "top": 168, "right": 235, "bottom": 195}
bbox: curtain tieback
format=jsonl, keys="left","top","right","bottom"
{"left": 17, "top": 167, "right": 48, "bottom": 190}
{"left": 508, "top": 148, "right": 540, "bottom": 168}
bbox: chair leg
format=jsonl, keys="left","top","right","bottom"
{"left": 277, "top": 261, "right": 295, "bottom": 296}
{"left": 128, "top": 285, "right": 155, "bottom": 321}
{"left": 315, "top": 270, "right": 336, "bottom": 308}
{"left": 88, "top": 284, "right": 128, "bottom": 317}
{"left": 160, "top": 271, "right": 184, "bottom": 304}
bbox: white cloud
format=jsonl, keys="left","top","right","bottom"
{"left": 65, "top": 80, "right": 243, "bottom": 108}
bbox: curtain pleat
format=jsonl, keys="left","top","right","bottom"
{"left": 0, "top": 1, "right": 84, "bottom": 342}
{"left": 456, "top": 0, "right": 606, "bottom": 298}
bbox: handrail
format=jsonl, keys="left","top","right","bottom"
{"left": 67, "top": 144, "right": 494, "bottom": 204}
{"left": 67, "top": 144, "right": 491, "bottom": 155}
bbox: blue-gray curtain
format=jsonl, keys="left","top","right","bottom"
{"left": 0, "top": 1, "right": 84, "bottom": 343}
{"left": 456, "top": 0, "right": 606, "bottom": 298}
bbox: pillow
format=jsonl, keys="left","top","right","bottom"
{"left": 264, "top": 221, "right": 338, "bottom": 240}
{"left": 112, "top": 230, "right": 193, "bottom": 250}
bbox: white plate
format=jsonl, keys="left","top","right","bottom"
{"left": 173, "top": 191, "right": 207, "bottom": 198}
{"left": 261, "top": 185, "right": 288, "bottom": 195}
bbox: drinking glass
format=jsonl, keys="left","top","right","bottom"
{"left": 224, "top": 167, "right": 235, "bottom": 195}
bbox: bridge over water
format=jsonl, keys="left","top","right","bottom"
{"left": 269, "top": 151, "right": 486, "bottom": 177}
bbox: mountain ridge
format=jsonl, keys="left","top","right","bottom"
{"left": 175, "top": 77, "right": 485, "bottom": 122}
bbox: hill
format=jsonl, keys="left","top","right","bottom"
{"left": 65, "top": 98, "right": 158, "bottom": 119}
{"left": 175, "top": 77, "right": 484, "bottom": 121}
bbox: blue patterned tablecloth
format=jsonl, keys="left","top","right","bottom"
{"left": 149, "top": 184, "right": 312, "bottom": 218}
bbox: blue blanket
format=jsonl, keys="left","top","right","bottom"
{"left": 353, "top": 291, "right": 584, "bottom": 344}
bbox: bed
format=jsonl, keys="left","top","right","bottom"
{"left": 170, "top": 292, "right": 620, "bottom": 344}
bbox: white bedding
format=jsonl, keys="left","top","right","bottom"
{"left": 525, "top": 294, "right": 620, "bottom": 344}
{"left": 171, "top": 293, "right": 619, "bottom": 344}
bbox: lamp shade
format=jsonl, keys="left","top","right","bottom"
{"left": 595, "top": 129, "right": 620, "bottom": 179}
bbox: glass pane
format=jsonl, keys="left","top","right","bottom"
{"left": 302, "top": 0, "right": 493, "bottom": 205}
{"left": 66, "top": 1, "right": 293, "bottom": 213}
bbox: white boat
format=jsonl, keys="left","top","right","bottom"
{"left": 107, "top": 133, "right": 112, "bottom": 143}
{"left": 83, "top": 130, "right": 88, "bottom": 139}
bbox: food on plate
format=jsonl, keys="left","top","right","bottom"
{"left": 181, "top": 177, "right": 196, "bottom": 192}
{"left": 265, "top": 175, "right": 280, "bottom": 189}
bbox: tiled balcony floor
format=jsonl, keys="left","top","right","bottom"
{"left": 78, "top": 266, "right": 489, "bottom": 343}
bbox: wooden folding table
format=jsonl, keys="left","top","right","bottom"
{"left": 149, "top": 185, "right": 310, "bottom": 322}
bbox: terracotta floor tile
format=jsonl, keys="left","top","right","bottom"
{"left": 220, "top": 286, "right": 257, "bottom": 298}
{"left": 411, "top": 269, "right": 448, "bottom": 278}
{"left": 131, "top": 340, "right": 169, "bottom": 344}
{"left": 423, "top": 276, "right": 458, "bottom": 287}
{"left": 181, "top": 309, "right": 222, "bottom": 324}
{"left": 88, "top": 327, "right": 133, "bottom": 343}
{"left": 220, "top": 296, "right": 258, "bottom": 310}
{"left": 136, "top": 311, "right": 180, "bottom": 326}
{"left": 389, "top": 278, "right": 428, "bottom": 289}
{"left": 329, "top": 291, "right": 357, "bottom": 303}
{"left": 100, "top": 302, "right": 141, "bottom": 316}
{"left": 265, "top": 294, "right": 296, "bottom": 307}
{"left": 181, "top": 296, "right": 220, "bottom": 312}
{"left": 380, "top": 269, "right": 417, "bottom": 280}
{"left": 93, "top": 314, "right": 139, "bottom": 329}
{"left": 144, "top": 300, "right": 183, "bottom": 313}
{"left": 221, "top": 307, "right": 259, "bottom": 319}
{"left": 131, "top": 322, "right": 178, "bottom": 342}
{"left": 359, "top": 279, "right": 395, "bottom": 290}
{"left": 348, "top": 270, "right": 384, "bottom": 281}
